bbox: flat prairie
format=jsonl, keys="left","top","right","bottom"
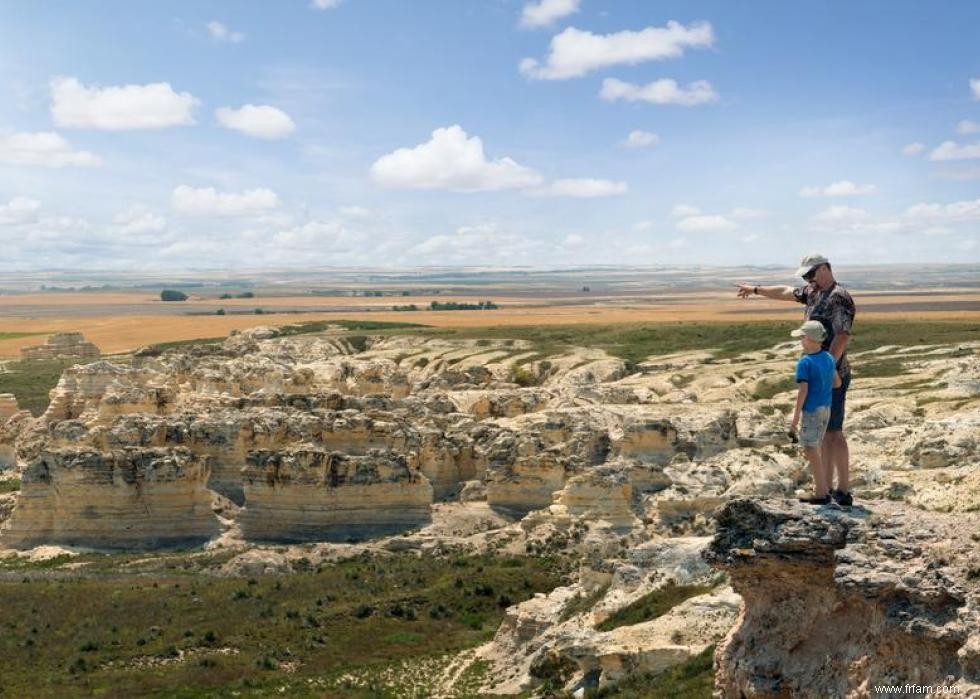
{"left": 1, "top": 287, "right": 977, "bottom": 356}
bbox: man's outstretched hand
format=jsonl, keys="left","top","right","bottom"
{"left": 735, "top": 283, "right": 755, "bottom": 299}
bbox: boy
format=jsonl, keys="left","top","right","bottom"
{"left": 790, "top": 320, "right": 842, "bottom": 505}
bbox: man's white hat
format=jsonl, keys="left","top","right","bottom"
{"left": 795, "top": 252, "right": 829, "bottom": 278}
{"left": 791, "top": 320, "right": 827, "bottom": 341}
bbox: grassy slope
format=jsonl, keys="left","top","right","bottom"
{"left": 0, "top": 358, "right": 80, "bottom": 416}
{"left": 0, "top": 553, "right": 562, "bottom": 698}
{"left": 386, "top": 319, "right": 979, "bottom": 365}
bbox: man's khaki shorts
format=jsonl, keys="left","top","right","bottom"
{"left": 800, "top": 406, "right": 831, "bottom": 447}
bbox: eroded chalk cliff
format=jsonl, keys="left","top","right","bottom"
{"left": 705, "top": 499, "right": 980, "bottom": 698}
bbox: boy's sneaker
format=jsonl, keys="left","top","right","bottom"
{"left": 798, "top": 494, "right": 831, "bottom": 505}
{"left": 831, "top": 489, "right": 853, "bottom": 507}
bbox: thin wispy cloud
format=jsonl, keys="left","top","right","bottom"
{"left": 600, "top": 78, "right": 718, "bottom": 105}
{"left": 675, "top": 214, "right": 739, "bottom": 233}
{"left": 171, "top": 185, "right": 280, "bottom": 216}
{"left": 622, "top": 130, "right": 659, "bottom": 148}
{"left": 207, "top": 21, "right": 245, "bottom": 43}
{"left": 529, "top": 178, "right": 628, "bottom": 198}
{"left": 800, "top": 180, "right": 876, "bottom": 197}
{"left": 903, "top": 142, "right": 926, "bottom": 156}
{"left": 929, "top": 140, "right": 980, "bottom": 161}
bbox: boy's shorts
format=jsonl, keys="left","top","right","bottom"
{"left": 800, "top": 406, "right": 831, "bottom": 447}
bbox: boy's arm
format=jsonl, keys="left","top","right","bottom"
{"left": 833, "top": 370, "right": 842, "bottom": 389}
{"left": 792, "top": 381, "right": 808, "bottom": 430}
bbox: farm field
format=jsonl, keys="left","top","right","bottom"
{"left": 1, "top": 286, "right": 978, "bottom": 357}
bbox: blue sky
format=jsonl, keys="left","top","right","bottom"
{"left": 1, "top": 0, "right": 978, "bottom": 270}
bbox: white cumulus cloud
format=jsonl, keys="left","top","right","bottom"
{"left": 0, "top": 131, "right": 101, "bottom": 168}
{"left": 902, "top": 142, "right": 926, "bottom": 156}
{"left": 215, "top": 104, "right": 296, "bottom": 139}
{"left": 929, "top": 140, "right": 980, "bottom": 161}
{"left": 600, "top": 78, "right": 718, "bottom": 106}
{"left": 529, "top": 178, "right": 628, "bottom": 198}
{"left": 520, "top": 0, "right": 580, "bottom": 29}
{"left": 51, "top": 77, "right": 199, "bottom": 129}
{"left": 0, "top": 196, "right": 41, "bottom": 225}
{"left": 171, "top": 185, "right": 280, "bottom": 216}
{"left": 800, "top": 180, "right": 876, "bottom": 197}
{"left": 311, "top": 0, "right": 342, "bottom": 8}
{"left": 971, "top": 78, "right": 980, "bottom": 100}
{"left": 207, "top": 21, "right": 245, "bottom": 43}
{"left": 622, "top": 130, "right": 659, "bottom": 148}
{"left": 519, "top": 21, "right": 714, "bottom": 80}
{"left": 370, "top": 125, "right": 542, "bottom": 192}
{"left": 956, "top": 120, "right": 980, "bottom": 135}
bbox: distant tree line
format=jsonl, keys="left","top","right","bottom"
{"left": 429, "top": 300, "right": 498, "bottom": 311}
{"left": 160, "top": 290, "right": 188, "bottom": 302}
{"left": 219, "top": 291, "right": 255, "bottom": 299}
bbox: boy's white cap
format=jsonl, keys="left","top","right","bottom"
{"left": 795, "top": 252, "right": 829, "bottom": 277}
{"left": 791, "top": 320, "right": 827, "bottom": 341}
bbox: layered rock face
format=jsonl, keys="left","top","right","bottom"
{"left": 705, "top": 499, "right": 980, "bottom": 698}
{"left": 20, "top": 332, "right": 100, "bottom": 361}
{"left": 240, "top": 448, "right": 432, "bottom": 541}
{"left": 1, "top": 326, "right": 976, "bottom": 573}
{"left": 1, "top": 447, "right": 217, "bottom": 550}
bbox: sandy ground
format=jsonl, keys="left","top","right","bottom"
{"left": 0, "top": 289, "right": 977, "bottom": 356}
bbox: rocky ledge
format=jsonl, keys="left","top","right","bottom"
{"left": 704, "top": 498, "right": 980, "bottom": 698}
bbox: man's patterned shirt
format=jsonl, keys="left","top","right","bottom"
{"left": 793, "top": 281, "right": 856, "bottom": 379}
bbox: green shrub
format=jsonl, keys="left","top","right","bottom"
{"left": 160, "top": 290, "right": 188, "bottom": 302}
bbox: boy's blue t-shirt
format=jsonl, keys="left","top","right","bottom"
{"left": 795, "top": 350, "right": 836, "bottom": 412}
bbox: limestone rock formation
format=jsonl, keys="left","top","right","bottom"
{"left": 705, "top": 499, "right": 980, "bottom": 698}
{"left": 20, "top": 332, "right": 100, "bottom": 361}
{"left": 0, "top": 447, "right": 218, "bottom": 550}
{"left": 239, "top": 448, "right": 432, "bottom": 542}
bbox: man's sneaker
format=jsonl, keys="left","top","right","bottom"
{"left": 831, "top": 489, "right": 853, "bottom": 507}
{"left": 798, "top": 494, "right": 831, "bottom": 505}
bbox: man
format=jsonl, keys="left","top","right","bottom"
{"left": 736, "top": 253, "right": 856, "bottom": 506}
